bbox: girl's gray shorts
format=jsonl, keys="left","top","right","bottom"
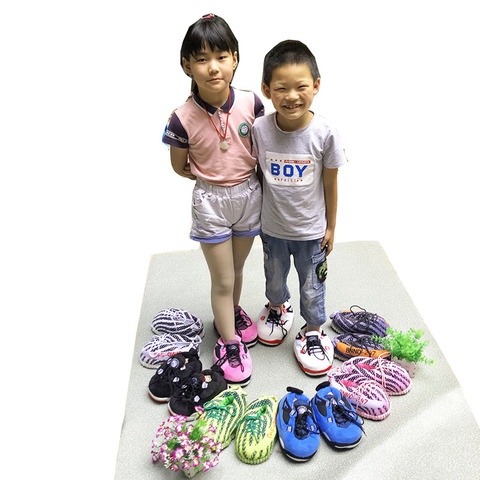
{"left": 190, "top": 174, "right": 262, "bottom": 243}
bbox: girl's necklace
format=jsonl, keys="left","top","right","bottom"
{"left": 201, "top": 89, "right": 231, "bottom": 150}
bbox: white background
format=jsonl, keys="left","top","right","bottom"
{"left": 2, "top": 1, "right": 479, "bottom": 478}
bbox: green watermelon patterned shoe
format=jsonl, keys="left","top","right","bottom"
{"left": 199, "top": 385, "right": 248, "bottom": 448}
{"left": 235, "top": 395, "right": 278, "bottom": 464}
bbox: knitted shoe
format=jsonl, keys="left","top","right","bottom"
{"left": 235, "top": 395, "right": 278, "bottom": 464}
{"left": 332, "top": 333, "right": 390, "bottom": 361}
{"left": 340, "top": 356, "right": 412, "bottom": 395}
{"left": 330, "top": 305, "right": 389, "bottom": 337}
{"left": 199, "top": 385, "right": 248, "bottom": 448}
{"left": 139, "top": 333, "right": 201, "bottom": 369}
{"left": 151, "top": 308, "right": 204, "bottom": 338}
{"left": 327, "top": 369, "right": 391, "bottom": 420}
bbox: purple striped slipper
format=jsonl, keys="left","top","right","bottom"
{"left": 340, "top": 356, "right": 412, "bottom": 396}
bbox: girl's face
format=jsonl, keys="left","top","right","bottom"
{"left": 182, "top": 45, "right": 237, "bottom": 106}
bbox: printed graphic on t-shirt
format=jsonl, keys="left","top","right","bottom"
{"left": 265, "top": 151, "right": 315, "bottom": 186}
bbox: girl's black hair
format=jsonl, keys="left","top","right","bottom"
{"left": 262, "top": 40, "right": 320, "bottom": 87}
{"left": 180, "top": 14, "right": 239, "bottom": 89}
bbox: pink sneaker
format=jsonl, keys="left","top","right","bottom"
{"left": 234, "top": 306, "right": 258, "bottom": 347}
{"left": 213, "top": 336, "right": 252, "bottom": 386}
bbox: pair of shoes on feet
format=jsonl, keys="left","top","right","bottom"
{"left": 147, "top": 350, "right": 228, "bottom": 420}
{"left": 198, "top": 386, "right": 277, "bottom": 465}
{"left": 139, "top": 308, "right": 204, "bottom": 369}
{"left": 327, "top": 356, "right": 412, "bottom": 421}
{"left": 276, "top": 385, "right": 364, "bottom": 461}
{"left": 257, "top": 302, "right": 334, "bottom": 376}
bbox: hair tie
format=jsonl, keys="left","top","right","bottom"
{"left": 201, "top": 13, "right": 215, "bottom": 19}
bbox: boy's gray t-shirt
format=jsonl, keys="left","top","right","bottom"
{"left": 252, "top": 112, "right": 346, "bottom": 241}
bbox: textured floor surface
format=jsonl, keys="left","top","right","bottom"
{"left": 116, "top": 241, "right": 480, "bottom": 480}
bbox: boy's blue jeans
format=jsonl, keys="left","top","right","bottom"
{"left": 260, "top": 232, "right": 327, "bottom": 328}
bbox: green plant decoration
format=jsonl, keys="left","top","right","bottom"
{"left": 372, "top": 327, "right": 434, "bottom": 365}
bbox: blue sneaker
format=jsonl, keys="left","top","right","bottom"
{"left": 276, "top": 387, "right": 320, "bottom": 462}
{"left": 310, "top": 381, "right": 364, "bottom": 449}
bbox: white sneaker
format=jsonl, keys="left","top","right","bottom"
{"left": 257, "top": 302, "right": 294, "bottom": 346}
{"left": 294, "top": 326, "right": 333, "bottom": 376}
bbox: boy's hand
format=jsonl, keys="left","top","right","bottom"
{"left": 321, "top": 228, "right": 335, "bottom": 256}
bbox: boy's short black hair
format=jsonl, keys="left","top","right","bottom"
{"left": 180, "top": 14, "right": 239, "bottom": 68}
{"left": 262, "top": 40, "right": 320, "bottom": 86}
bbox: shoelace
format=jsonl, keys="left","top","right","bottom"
{"left": 266, "top": 307, "right": 289, "bottom": 337}
{"left": 330, "top": 398, "right": 365, "bottom": 434}
{"left": 348, "top": 305, "right": 380, "bottom": 331}
{"left": 346, "top": 334, "right": 383, "bottom": 357}
{"left": 306, "top": 334, "right": 327, "bottom": 358}
{"left": 237, "top": 405, "right": 267, "bottom": 442}
{"left": 215, "top": 343, "right": 245, "bottom": 372}
{"left": 156, "top": 363, "right": 183, "bottom": 396}
{"left": 178, "top": 375, "right": 206, "bottom": 403}
{"left": 203, "top": 396, "right": 237, "bottom": 420}
{"left": 292, "top": 401, "right": 319, "bottom": 439}
{"left": 234, "top": 309, "right": 252, "bottom": 333}
{"left": 356, "top": 356, "right": 395, "bottom": 390}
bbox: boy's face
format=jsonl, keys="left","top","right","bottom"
{"left": 262, "top": 63, "right": 320, "bottom": 131}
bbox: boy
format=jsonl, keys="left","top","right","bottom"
{"left": 252, "top": 40, "right": 346, "bottom": 376}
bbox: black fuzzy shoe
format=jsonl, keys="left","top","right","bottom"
{"left": 148, "top": 349, "right": 202, "bottom": 402}
{"left": 168, "top": 365, "right": 228, "bottom": 420}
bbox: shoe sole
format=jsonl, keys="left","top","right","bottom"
{"left": 295, "top": 358, "right": 332, "bottom": 376}
{"left": 278, "top": 436, "right": 317, "bottom": 462}
{"left": 148, "top": 390, "right": 169, "bottom": 403}
{"left": 225, "top": 376, "right": 251, "bottom": 387}
{"left": 321, "top": 433, "right": 362, "bottom": 449}
{"left": 257, "top": 336, "right": 285, "bottom": 346}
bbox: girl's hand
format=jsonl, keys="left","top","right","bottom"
{"left": 180, "top": 163, "right": 197, "bottom": 180}
{"left": 170, "top": 146, "right": 196, "bottom": 180}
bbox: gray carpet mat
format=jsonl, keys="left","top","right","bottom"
{"left": 116, "top": 241, "right": 480, "bottom": 479}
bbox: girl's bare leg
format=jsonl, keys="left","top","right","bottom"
{"left": 201, "top": 236, "right": 255, "bottom": 342}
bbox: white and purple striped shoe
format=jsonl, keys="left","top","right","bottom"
{"left": 327, "top": 369, "right": 391, "bottom": 421}
{"left": 139, "top": 333, "right": 201, "bottom": 369}
{"left": 151, "top": 308, "right": 204, "bottom": 338}
{"left": 340, "top": 356, "right": 412, "bottom": 396}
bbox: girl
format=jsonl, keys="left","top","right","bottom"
{"left": 162, "top": 14, "right": 264, "bottom": 386}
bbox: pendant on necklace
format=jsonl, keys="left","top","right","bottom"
{"left": 220, "top": 140, "right": 229, "bottom": 150}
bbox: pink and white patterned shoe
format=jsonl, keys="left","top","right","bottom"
{"left": 327, "top": 369, "right": 391, "bottom": 421}
{"left": 339, "top": 356, "right": 412, "bottom": 396}
{"left": 213, "top": 335, "right": 252, "bottom": 387}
